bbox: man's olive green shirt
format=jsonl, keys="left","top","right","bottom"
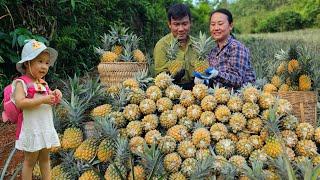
{"left": 154, "top": 33, "right": 198, "bottom": 83}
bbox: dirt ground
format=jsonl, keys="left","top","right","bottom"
{"left": 0, "top": 122, "right": 23, "bottom": 179}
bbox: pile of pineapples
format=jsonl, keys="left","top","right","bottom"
{"left": 263, "top": 46, "right": 314, "bottom": 93}
{"left": 36, "top": 71, "right": 320, "bottom": 180}
{"left": 94, "top": 25, "right": 146, "bottom": 63}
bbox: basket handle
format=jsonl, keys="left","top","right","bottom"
{"left": 299, "top": 102, "right": 305, "bottom": 122}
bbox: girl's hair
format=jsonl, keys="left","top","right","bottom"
{"left": 210, "top": 8, "right": 233, "bottom": 24}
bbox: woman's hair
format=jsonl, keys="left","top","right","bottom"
{"left": 167, "top": 3, "right": 191, "bottom": 22}
{"left": 210, "top": 8, "right": 233, "bottom": 24}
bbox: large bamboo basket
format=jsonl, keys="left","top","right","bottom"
{"left": 98, "top": 62, "right": 148, "bottom": 87}
{"left": 272, "top": 91, "right": 318, "bottom": 127}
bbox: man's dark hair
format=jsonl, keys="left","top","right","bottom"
{"left": 167, "top": 3, "right": 191, "bottom": 22}
{"left": 210, "top": 8, "right": 233, "bottom": 24}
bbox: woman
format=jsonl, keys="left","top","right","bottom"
{"left": 195, "top": 9, "right": 256, "bottom": 89}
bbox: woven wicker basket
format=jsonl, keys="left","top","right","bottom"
{"left": 98, "top": 62, "right": 148, "bottom": 87}
{"left": 272, "top": 91, "right": 318, "bottom": 127}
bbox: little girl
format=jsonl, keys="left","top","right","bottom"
{"left": 13, "top": 39, "right": 61, "bottom": 180}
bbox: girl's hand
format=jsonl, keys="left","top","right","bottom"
{"left": 42, "top": 94, "right": 56, "bottom": 105}
{"left": 52, "top": 89, "right": 62, "bottom": 104}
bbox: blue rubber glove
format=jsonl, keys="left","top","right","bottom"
{"left": 205, "top": 67, "right": 219, "bottom": 79}
{"left": 193, "top": 71, "right": 210, "bottom": 85}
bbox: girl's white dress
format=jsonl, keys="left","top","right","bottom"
{"left": 12, "top": 79, "right": 60, "bottom": 152}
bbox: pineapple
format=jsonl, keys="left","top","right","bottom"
{"left": 123, "top": 104, "right": 141, "bottom": 121}
{"left": 164, "top": 152, "right": 182, "bottom": 173}
{"left": 276, "top": 61, "right": 286, "bottom": 75}
{"left": 156, "top": 97, "right": 173, "bottom": 112}
{"left": 192, "top": 84, "right": 208, "bottom": 100}
{"left": 144, "top": 129, "right": 161, "bottom": 145}
{"left": 172, "top": 104, "right": 187, "bottom": 119}
{"left": 74, "top": 138, "right": 99, "bottom": 161}
{"left": 215, "top": 139, "right": 235, "bottom": 158}
{"left": 287, "top": 59, "right": 299, "bottom": 73}
{"left": 248, "top": 135, "right": 264, "bottom": 149}
{"left": 181, "top": 158, "right": 197, "bottom": 177}
{"left": 285, "top": 147, "right": 295, "bottom": 161}
{"left": 166, "top": 38, "right": 182, "bottom": 76}
{"left": 241, "top": 84, "right": 260, "bottom": 103}
{"left": 229, "top": 112, "right": 247, "bottom": 133}
{"left": 126, "top": 121, "right": 143, "bottom": 137}
{"left": 258, "top": 92, "right": 275, "bottom": 110}
{"left": 229, "top": 155, "right": 247, "bottom": 174}
{"left": 201, "top": 95, "right": 217, "bottom": 111}
{"left": 227, "top": 133, "right": 239, "bottom": 142}
{"left": 131, "top": 35, "right": 146, "bottom": 62}
{"left": 210, "top": 123, "right": 228, "bottom": 141}
{"left": 95, "top": 33, "right": 118, "bottom": 62}
{"left": 177, "top": 140, "right": 196, "bottom": 158}
{"left": 178, "top": 117, "right": 194, "bottom": 131}
{"left": 51, "top": 164, "right": 72, "bottom": 180}
{"left": 141, "top": 114, "right": 159, "bottom": 131}
{"left": 281, "top": 130, "right": 298, "bottom": 148}
{"left": 113, "top": 45, "right": 123, "bottom": 56}
{"left": 215, "top": 105, "right": 231, "bottom": 122}
{"left": 276, "top": 98, "right": 292, "bottom": 115}
{"left": 296, "top": 122, "right": 314, "bottom": 140}
{"left": 129, "top": 136, "right": 145, "bottom": 154}
{"left": 179, "top": 90, "right": 195, "bottom": 107}
{"left": 263, "top": 137, "right": 282, "bottom": 158}
{"left": 146, "top": 85, "right": 162, "bottom": 101}
{"left": 101, "top": 51, "right": 118, "bottom": 62}
{"left": 278, "top": 84, "right": 289, "bottom": 92}
{"left": 123, "top": 78, "right": 140, "bottom": 89}
{"left": 236, "top": 138, "right": 253, "bottom": 157}
{"left": 314, "top": 127, "right": 320, "bottom": 143}
{"left": 186, "top": 104, "right": 202, "bottom": 121}
{"left": 295, "top": 140, "right": 317, "bottom": 157}
{"left": 263, "top": 169, "right": 281, "bottom": 180}
{"left": 298, "top": 74, "right": 312, "bottom": 91}
{"left": 227, "top": 93, "right": 243, "bottom": 112}
{"left": 128, "top": 88, "right": 146, "bottom": 104}
{"left": 32, "top": 163, "right": 41, "bottom": 179}
{"left": 246, "top": 117, "right": 263, "bottom": 134}
{"left": 249, "top": 149, "right": 268, "bottom": 164}
{"left": 271, "top": 75, "right": 282, "bottom": 88}
{"left": 199, "top": 111, "right": 215, "bottom": 126}
{"left": 128, "top": 165, "right": 146, "bottom": 180}
{"left": 167, "top": 124, "right": 190, "bottom": 142}
{"left": 165, "top": 84, "right": 183, "bottom": 100}
{"left": 159, "top": 110, "right": 178, "bottom": 129}
{"left": 192, "top": 127, "right": 211, "bottom": 148}
{"left": 154, "top": 72, "right": 173, "bottom": 89}
{"left": 158, "top": 135, "right": 177, "bottom": 154}
{"left": 213, "top": 86, "right": 230, "bottom": 104}
{"left": 91, "top": 104, "right": 112, "bottom": 118}
{"left": 79, "top": 170, "right": 100, "bottom": 180}
{"left": 312, "top": 155, "right": 320, "bottom": 166}
{"left": 110, "top": 111, "right": 127, "bottom": 128}
{"left": 109, "top": 25, "right": 128, "bottom": 56}
{"left": 62, "top": 127, "right": 83, "bottom": 149}
{"left": 120, "top": 42, "right": 133, "bottom": 61}
{"left": 97, "top": 138, "right": 114, "bottom": 162}
{"left": 213, "top": 155, "right": 228, "bottom": 173}
{"left": 242, "top": 102, "right": 259, "bottom": 119}
{"left": 139, "top": 98, "right": 156, "bottom": 115}
{"left": 263, "top": 83, "right": 277, "bottom": 93}
{"left": 191, "top": 31, "right": 214, "bottom": 73}
{"left": 105, "top": 163, "right": 127, "bottom": 180}
{"left": 281, "top": 115, "right": 298, "bottom": 130}
{"left": 169, "top": 172, "right": 187, "bottom": 180}
{"left": 195, "top": 148, "right": 211, "bottom": 161}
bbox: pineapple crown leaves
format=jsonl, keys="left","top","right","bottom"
{"left": 254, "top": 77, "right": 268, "bottom": 90}
{"left": 136, "top": 143, "right": 165, "bottom": 178}
{"left": 58, "top": 151, "right": 82, "bottom": 178}
{"left": 131, "top": 34, "right": 141, "bottom": 50}
{"left": 193, "top": 122, "right": 206, "bottom": 131}
{"left": 268, "top": 155, "right": 297, "bottom": 180}
{"left": 165, "top": 38, "right": 180, "bottom": 61}
{"left": 94, "top": 33, "right": 114, "bottom": 54}
{"left": 219, "top": 162, "right": 238, "bottom": 180}
{"left": 133, "top": 69, "right": 154, "bottom": 90}
{"left": 94, "top": 115, "right": 119, "bottom": 141}
{"left": 191, "top": 31, "right": 214, "bottom": 61}
{"left": 275, "top": 49, "right": 289, "bottom": 62}
{"left": 295, "top": 157, "right": 320, "bottom": 180}
{"left": 262, "top": 101, "right": 283, "bottom": 137}
{"left": 114, "top": 137, "right": 130, "bottom": 164}
{"left": 120, "top": 41, "right": 133, "bottom": 62}
{"left": 190, "top": 155, "right": 215, "bottom": 180}
{"left": 109, "top": 24, "right": 129, "bottom": 45}
{"left": 242, "top": 160, "right": 266, "bottom": 180}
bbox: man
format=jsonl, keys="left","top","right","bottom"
{"left": 154, "top": 3, "right": 197, "bottom": 90}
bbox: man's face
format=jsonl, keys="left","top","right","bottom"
{"left": 168, "top": 16, "right": 191, "bottom": 41}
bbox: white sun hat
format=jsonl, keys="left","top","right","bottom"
{"left": 16, "top": 39, "right": 58, "bottom": 74}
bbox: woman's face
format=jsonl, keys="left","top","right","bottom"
{"left": 210, "top": 12, "right": 233, "bottom": 43}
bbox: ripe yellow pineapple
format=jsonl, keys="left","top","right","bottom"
{"left": 106, "top": 85, "right": 121, "bottom": 95}
{"left": 159, "top": 110, "right": 178, "bottom": 129}
{"left": 177, "top": 140, "right": 196, "bottom": 158}
{"left": 128, "top": 88, "right": 146, "bottom": 104}
{"left": 164, "top": 152, "right": 182, "bottom": 173}
{"left": 278, "top": 84, "right": 289, "bottom": 92}
{"left": 123, "top": 78, "right": 140, "bottom": 89}
{"left": 312, "top": 155, "right": 320, "bottom": 166}
{"left": 285, "top": 147, "right": 296, "bottom": 161}
{"left": 246, "top": 117, "right": 263, "bottom": 134}
{"left": 236, "top": 139, "right": 253, "bottom": 157}
{"left": 144, "top": 129, "right": 161, "bottom": 145}
{"left": 62, "top": 127, "right": 83, "bottom": 149}
{"left": 179, "top": 90, "right": 195, "bottom": 107}
{"left": 258, "top": 92, "right": 275, "bottom": 110}
{"left": 129, "top": 136, "right": 145, "bottom": 154}
{"left": 97, "top": 138, "right": 114, "bottom": 162}
{"left": 32, "top": 163, "right": 41, "bottom": 179}
{"left": 214, "top": 86, "right": 230, "bottom": 104}
{"left": 271, "top": 75, "right": 282, "bottom": 88}
{"left": 110, "top": 111, "right": 127, "bottom": 128}
{"left": 193, "top": 60, "right": 209, "bottom": 73}
{"left": 172, "top": 104, "right": 187, "bottom": 119}
{"left": 215, "top": 139, "right": 235, "bottom": 158}
{"left": 181, "top": 158, "right": 197, "bottom": 177}
{"left": 167, "top": 124, "right": 190, "bottom": 142}
{"left": 242, "top": 102, "right": 259, "bottom": 119}
{"left": 249, "top": 149, "right": 268, "bottom": 164}
{"left": 287, "top": 59, "right": 299, "bottom": 73}
{"left": 263, "top": 137, "right": 282, "bottom": 158}
{"left": 298, "top": 74, "right": 312, "bottom": 91}
{"left": 141, "top": 114, "right": 159, "bottom": 131}
{"left": 296, "top": 122, "right": 314, "bottom": 140}
{"left": 156, "top": 97, "right": 173, "bottom": 112}
{"left": 229, "top": 155, "right": 247, "bottom": 173}
{"left": 165, "top": 84, "right": 183, "bottom": 100}
{"left": 215, "top": 105, "right": 231, "bottom": 123}
{"left": 154, "top": 72, "right": 173, "bottom": 89}
{"left": 169, "top": 172, "right": 187, "bottom": 180}
{"left": 112, "top": 45, "right": 123, "bottom": 56}
{"left": 227, "top": 94, "right": 243, "bottom": 112}
{"left": 104, "top": 163, "right": 127, "bottom": 180}
{"left": 126, "top": 120, "right": 143, "bottom": 138}
{"left": 276, "top": 61, "right": 286, "bottom": 75}
{"left": 192, "top": 127, "right": 211, "bottom": 148}
{"left": 79, "top": 170, "right": 100, "bottom": 180}
{"left": 178, "top": 117, "right": 194, "bottom": 131}
{"left": 248, "top": 135, "right": 264, "bottom": 149}
{"left": 186, "top": 104, "right": 202, "bottom": 121}
{"left": 199, "top": 111, "right": 215, "bottom": 126}
{"left": 131, "top": 35, "right": 146, "bottom": 62}
{"left": 146, "top": 85, "right": 162, "bottom": 101}
{"left": 74, "top": 138, "right": 99, "bottom": 161}
{"left": 201, "top": 95, "right": 217, "bottom": 111}
{"left": 295, "top": 140, "right": 317, "bottom": 157}
{"left": 128, "top": 165, "right": 146, "bottom": 180}
{"left": 192, "top": 84, "right": 208, "bottom": 100}
{"left": 229, "top": 112, "right": 246, "bottom": 133}
{"left": 51, "top": 165, "right": 72, "bottom": 180}
{"left": 158, "top": 135, "right": 177, "bottom": 154}
{"left": 263, "top": 83, "right": 277, "bottom": 93}
{"left": 241, "top": 84, "right": 260, "bottom": 103}
{"left": 91, "top": 104, "right": 112, "bottom": 118}
{"left": 210, "top": 123, "right": 228, "bottom": 141}
{"left": 101, "top": 51, "right": 118, "bottom": 62}
{"left": 139, "top": 98, "right": 156, "bottom": 115}
{"left": 123, "top": 104, "right": 141, "bottom": 121}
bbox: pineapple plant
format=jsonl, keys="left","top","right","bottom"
{"left": 191, "top": 31, "right": 214, "bottom": 73}
{"left": 109, "top": 24, "right": 128, "bottom": 56}
{"left": 166, "top": 38, "right": 182, "bottom": 76}
{"left": 95, "top": 33, "right": 118, "bottom": 62}
{"left": 131, "top": 34, "right": 146, "bottom": 62}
